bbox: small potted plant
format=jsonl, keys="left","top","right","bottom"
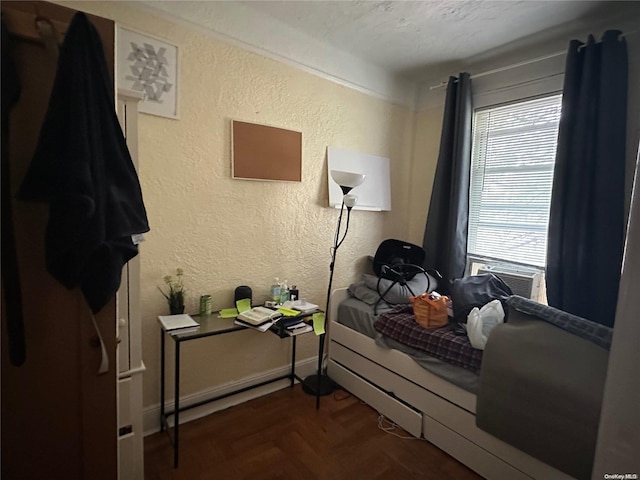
{"left": 159, "top": 268, "right": 185, "bottom": 315}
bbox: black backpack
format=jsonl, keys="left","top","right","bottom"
{"left": 373, "top": 239, "right": 425, "bottom": 282}
{"left": 449, "top": 273, "right": 513, "bottom": 324}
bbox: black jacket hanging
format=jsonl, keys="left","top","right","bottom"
{"left": 17, "top": 12, "right": 150, "bottom": 313}
{"left": 2, "top": 16, "right": 26, "bottom": 365}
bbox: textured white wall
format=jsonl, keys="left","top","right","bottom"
{"left": 60, "top": 1, "right": 415, "bottom": 409}
{"left": 407, "top": 107, "right": 443, "bottom": 246}
{"left": 135, "top": 0, "right": 416, "bottom": 107}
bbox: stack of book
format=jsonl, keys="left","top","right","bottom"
{"left": 158, "top": 314, "right": 200, "bottom": 334}
{"left": 282, "top": 300, "right": 320, "bottom": 314}
{"left": 284, "top": 321, "right": 313, "bottom": 336}
{"left": 234, "top": 306, "right": 282, "bottom": 331}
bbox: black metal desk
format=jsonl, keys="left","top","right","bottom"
{"left": 159, "top": 313, "right": 321, "bottom": 468}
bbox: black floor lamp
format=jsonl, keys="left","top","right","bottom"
{"left": 302, "top": 170, "right": 365, "bottom": 404}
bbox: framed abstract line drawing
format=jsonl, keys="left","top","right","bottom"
{"left": 117, "top": 26, "right": 179, "bottom": 119}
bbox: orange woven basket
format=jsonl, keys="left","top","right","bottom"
{"left": 410, "top": 293, "right": 449, "bottom": 328}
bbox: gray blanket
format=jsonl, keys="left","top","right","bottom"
{"left": 476, "top": 307, "right": 610, "bottom": 479}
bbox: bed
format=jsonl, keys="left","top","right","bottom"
{"left": 326, "top": 287, "right": 610, "bottom": 480}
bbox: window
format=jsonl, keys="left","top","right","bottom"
{"left": 468, "top": 95, "right": 562, "bottom": 268}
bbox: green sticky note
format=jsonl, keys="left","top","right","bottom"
{"left": 278, "top": 307, "right": 300, "bottom": 317}
{"left": 219, "top": 308, "right": 239, "bottom": 318}
{"left": 312, "top": 312, "right": 325, "bottom": 335}
{"left": 236, "top": 298, "right": 251, "bottom": 313}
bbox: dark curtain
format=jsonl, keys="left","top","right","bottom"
{"left": 546, "top": 31, "right": 628, "bottom": 328}
{"left": 422, "top": 73, "right": 472, "bottom": 294}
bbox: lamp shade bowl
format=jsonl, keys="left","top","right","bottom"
{"left": 330, "top": 170, "right": 365, "bottom": 194}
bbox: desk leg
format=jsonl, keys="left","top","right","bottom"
{"left": 290, "top": 336, "right": 296, "bottom": 387}
{"left": 160, "top": 330, "right": 165, "bottom": 432}
{"left": 315, "top": 333, "right": 324, "bottom": 409}
{"left": 174, "top": 339, "right": 181, "bottom": 468}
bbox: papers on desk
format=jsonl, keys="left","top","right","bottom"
{"left": 312, "top": 312, "right": 325, "bottom": 335}
{"left": 236, "top": 298, "right": 252, "bottom": 313}
{"left": 158, "top": 314, "right": 200, "bottom": 332}
{"left": 281, "top": 300, "right": 320, "bottom": 313}
{"left": 277, "top": 307, "right": 301, "bottom": 317}
{"left": 234, "top": 319, "right": 274, "bottom": 332}
{"left": 218, "top": 308, "right": 239, "bottom": 318}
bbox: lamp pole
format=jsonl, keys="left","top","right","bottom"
{"left": 302, "top": 196, "right": 354, "bottom": 405}
{"left": 302, "top": 171, "right": 363, "bottom": 406}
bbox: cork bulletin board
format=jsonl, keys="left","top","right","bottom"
{"left": 231, "top": 120, "right": 302, "bottom": 182}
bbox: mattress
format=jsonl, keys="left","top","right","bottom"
{"left": 337, "top": 297, "right": 479, "bottom": 393}
{"left": 476, "top": 308, "right": 609, "bottom": 479}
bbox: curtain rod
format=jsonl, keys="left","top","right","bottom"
{"left": 428, "top": 28, "right": 639, "bottom": 91}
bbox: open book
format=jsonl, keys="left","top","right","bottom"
{"left": 237, "top": 306, "right": 282, "bottom": 326}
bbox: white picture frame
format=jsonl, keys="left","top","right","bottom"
{"left": 117, "top": 26, "right": 179, "bottom": 119}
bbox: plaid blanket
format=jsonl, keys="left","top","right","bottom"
{"left": 374, "top": 306, "right": 483, "bottom": 374}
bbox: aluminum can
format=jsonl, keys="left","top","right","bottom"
{"left": 199, "top": 295, "right": 212, "bottom": 316}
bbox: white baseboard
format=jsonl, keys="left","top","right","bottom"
{"left": 143, "top": 358, "right": 318, "bottom": 435}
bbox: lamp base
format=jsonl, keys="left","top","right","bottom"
{"left": 301, "top": 374, "right": 334, "bottom": 396}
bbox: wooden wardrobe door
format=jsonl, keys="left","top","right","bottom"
{"left": 1, "top": 3, "right": 117, "bottom": 479}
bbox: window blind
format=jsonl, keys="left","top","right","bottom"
{"left": 468, "top": 95, "right": 562, "bottom": 267}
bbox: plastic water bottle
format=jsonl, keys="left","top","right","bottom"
{"left": 271, "top": 277, "right": 281, "bottom": 304}
{"left": 280, "top": 280, "right": 290, "bottom": 303}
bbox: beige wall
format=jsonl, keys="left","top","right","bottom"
{"left": 60, "top": 2, "right": 415, "bottom": 411}
{"left": 407, "top": 106, "right": 443, "bottom": 246}
{"left": 57, "top": 2, "right": 639, "bottom": 434}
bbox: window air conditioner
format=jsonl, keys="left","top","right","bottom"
{"left": 477, "top": 265, "right": 544, "bottom": 301}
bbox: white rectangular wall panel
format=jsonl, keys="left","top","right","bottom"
{"left": 327, "top": 146, "right": 391, "bottom": 211}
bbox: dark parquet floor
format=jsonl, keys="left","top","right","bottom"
{"left": 144, "top": 384, "right": 483, "bottom": 480}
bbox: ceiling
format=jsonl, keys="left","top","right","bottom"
{"left": 239, "top": 1, "right": 630, "bottom": 77}
{"left": 139, "top": 1, "right": 639, "bottom": 104}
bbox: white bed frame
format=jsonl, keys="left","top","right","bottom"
{"left": 326, "top": 288, "right": 573, "bottom": 480}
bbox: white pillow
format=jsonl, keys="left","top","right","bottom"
{"left": 466, "top": 300, "right": 505, "bottom": 350}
